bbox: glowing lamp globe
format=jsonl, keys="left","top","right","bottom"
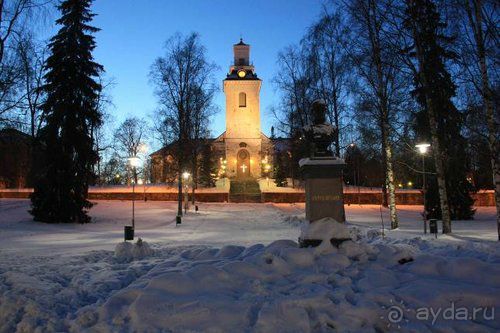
{"left": 415, "top": 143, "right": 430, "bottom": 155}
{"left": 128, "top": 156, "right": 141, "bottom": 168}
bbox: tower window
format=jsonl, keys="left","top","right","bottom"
{"left": 239, "top": 92, "right": 246, "bottom": 107}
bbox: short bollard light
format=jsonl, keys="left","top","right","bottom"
{"left": 429, "top": 219, "right": 438, "bottom": 238}
{"left": 176, "top": 215, "right": 182, "bottom": 225}
{"left": 124, "top": 226, "right": 134, "bottom": 241}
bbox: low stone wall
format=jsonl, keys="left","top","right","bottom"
{"left": 89, "top": 192, "right": 229, "bottom": 202}
{"left": 0, "top": 191, "right": 30, "bottom": 199}
{"left": 262, "top": 191, "right": 494, "bottom": 206}
{"left": 0, "top": 190, "right": 228, "bottom": 202}
{"left": 0, "top": 189, "right": 494, "bottom": 206}
{"left": 261, "top": 192, "right": 306, "bottom": 203}
{"left": 472, "top": 192, "right": 496, "bottom": 206}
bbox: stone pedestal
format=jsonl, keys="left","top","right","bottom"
{"left": 300, "top": 157, "right": 346, "bottom": 223}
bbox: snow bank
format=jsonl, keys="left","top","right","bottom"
{"left": 300, "top": 217, "right": 351, "bottom": 241}
{"left": 1, "top": 201, "right": 499, "bottom": 332}
{"left": 0, "top": 250, "right": 158, "bottom": 333}
{"left": 72, "top": 235, "right": 499, "bottom": 332}
{"left": 281, "top": 213, "right": 306, "bottom": 227}
{"left": 300, "top": 217, "right": 351, "bottom": 254}
{"left": 1, "top": 234, "right": 499, "bottom": 332}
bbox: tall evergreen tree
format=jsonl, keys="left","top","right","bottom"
{"left": 30, "top": 0, "right": 103, "bottom": 223}
{"left": 405, "top": 0, "right": 475, "bottom": 227}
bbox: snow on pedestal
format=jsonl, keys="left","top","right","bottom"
{"left": 299, "top": 217, "right": 351, "bottom": 254}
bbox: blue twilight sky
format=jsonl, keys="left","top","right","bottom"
{"left": 41, "top": 0, "right": 326, "bottom": 146}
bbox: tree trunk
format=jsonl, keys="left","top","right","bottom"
{"left": 332, "top": 94, "right": 341, "bottom": 157}
{"left": 177, "top": 145, "right": 184, "bottom": 216}
{"left": 414, "top": 65, "right": 452, "bottom": 233}
{"left": 427, "top": 106, "right": 452, "bottom": 233}
{"left": 177, "top": 173, "right": 183, "bottom": 217}
{"left": 383, "top": 121, "right": 398, "bottom": 229}
{"left": 408, "top": 1, "right": 452, "bottom": 233}
{"left": 191, "top": 160, "right": 197, "bottom": 206}
{"left": 380, "top": 120, "right": 389, "bottom": 208}
{"left": 470, "top": 0, "right": 500, "bottom": 240}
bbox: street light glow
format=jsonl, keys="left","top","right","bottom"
{"left": 415, "top": 143, "right": 430, "bottom": 155}
{"left": 182, "top": 171, "right": 190, "bottom": 180}
{"left": 128, "top": 156, "right": 141, "bottom": 167}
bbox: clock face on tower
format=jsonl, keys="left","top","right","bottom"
{"left": 237, "top": 70, "right": 246, "bottom": 78}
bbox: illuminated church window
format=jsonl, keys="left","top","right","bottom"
{"left": 239, "top": 92, "right": 246, "bottom": 107}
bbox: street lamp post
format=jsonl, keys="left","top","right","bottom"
{"left": 415, "top": 143, "right": 430, "bottom": 233}
{"left": 127, "top": 156, "right": 141, "bottom": 240}
{"left": 263, "top": 162, "right": 271, "bottom": 189}
{"left": 182, "top": 171, "right": 190, "bottom": 214}
{"left": 128, "top": 156, "right": 141, "bottom": 229}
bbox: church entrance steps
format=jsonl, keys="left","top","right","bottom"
{"left": 229, "top": 179, "right": 262, "bottom": 203}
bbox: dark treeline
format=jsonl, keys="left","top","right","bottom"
{"left": 272, "top": 0, "right": 498, "bottom": 233}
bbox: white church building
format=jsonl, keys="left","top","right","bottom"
{"left": 151, "top": 39, "right": 282, "bottom": 183}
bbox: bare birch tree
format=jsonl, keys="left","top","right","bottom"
{"left": 16, "top": 35, "right": 46, "bottom": 138}
{"left": 0, "top": 0, "right": 52, "bottom": 126}
{"left": 150, "top": 32, "right": 216, "bottom": 216}
{"left": 453, "top": 0, "right": 499, "bottom": 239}
{"left": 345, "top": 0, "right": 400, "bottom": 228}
{"left": 114, "top": 117, "right": 148, "bottom": 184}
{"left": 305, "top": 9, "right": 353, "bottom": 157}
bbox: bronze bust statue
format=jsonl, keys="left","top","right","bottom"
{"left": 304, "top": 99, "right": 336, "bottom": 157}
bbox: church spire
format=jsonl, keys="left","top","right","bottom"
{"left": 227, "top": 39, "right": 258, "bottom": 80}
{"left": 233, "top": 38, "right": 250, "bottom": 66}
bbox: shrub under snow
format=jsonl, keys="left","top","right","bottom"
{"left": 114, "top": 238, "right": 154, "bottom": 262}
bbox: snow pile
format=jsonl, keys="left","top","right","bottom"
{"left": 300, "top": 217, "right": 351, "bottom": 241}
{"left": 281, "top": 213, "right": 305, "bottom": 227}
{"left": 72, "top": 237, "right": 499, "bottom": 332}
{"left": 1, "top": 236, "right": 498, "bottom": 332}
{"left": 1, "top": 200, "right": 499, "bottom": 332}
{"left": 114, "top": 238, "right": 154, "bottom": 262}
{"left": 0, "top": 250, "right": 158, "bottom": 333}
{"left": 300, "top": 217, "right": 351, "bottom": 254}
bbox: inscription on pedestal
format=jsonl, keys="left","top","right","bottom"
{"left": 304, "top": 174, "right": 345, "bottom": 222}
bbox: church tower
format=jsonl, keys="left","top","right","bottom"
{"left": 223, "top": 39, "right": 262, "bottom": 178}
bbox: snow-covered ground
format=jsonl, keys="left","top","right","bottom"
{"left": 0, "top": 199, "right": 498, "bottom": 332}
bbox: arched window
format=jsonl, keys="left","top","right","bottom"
{"left": 239, "top": 92, "right": 246, "bottom": 107}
